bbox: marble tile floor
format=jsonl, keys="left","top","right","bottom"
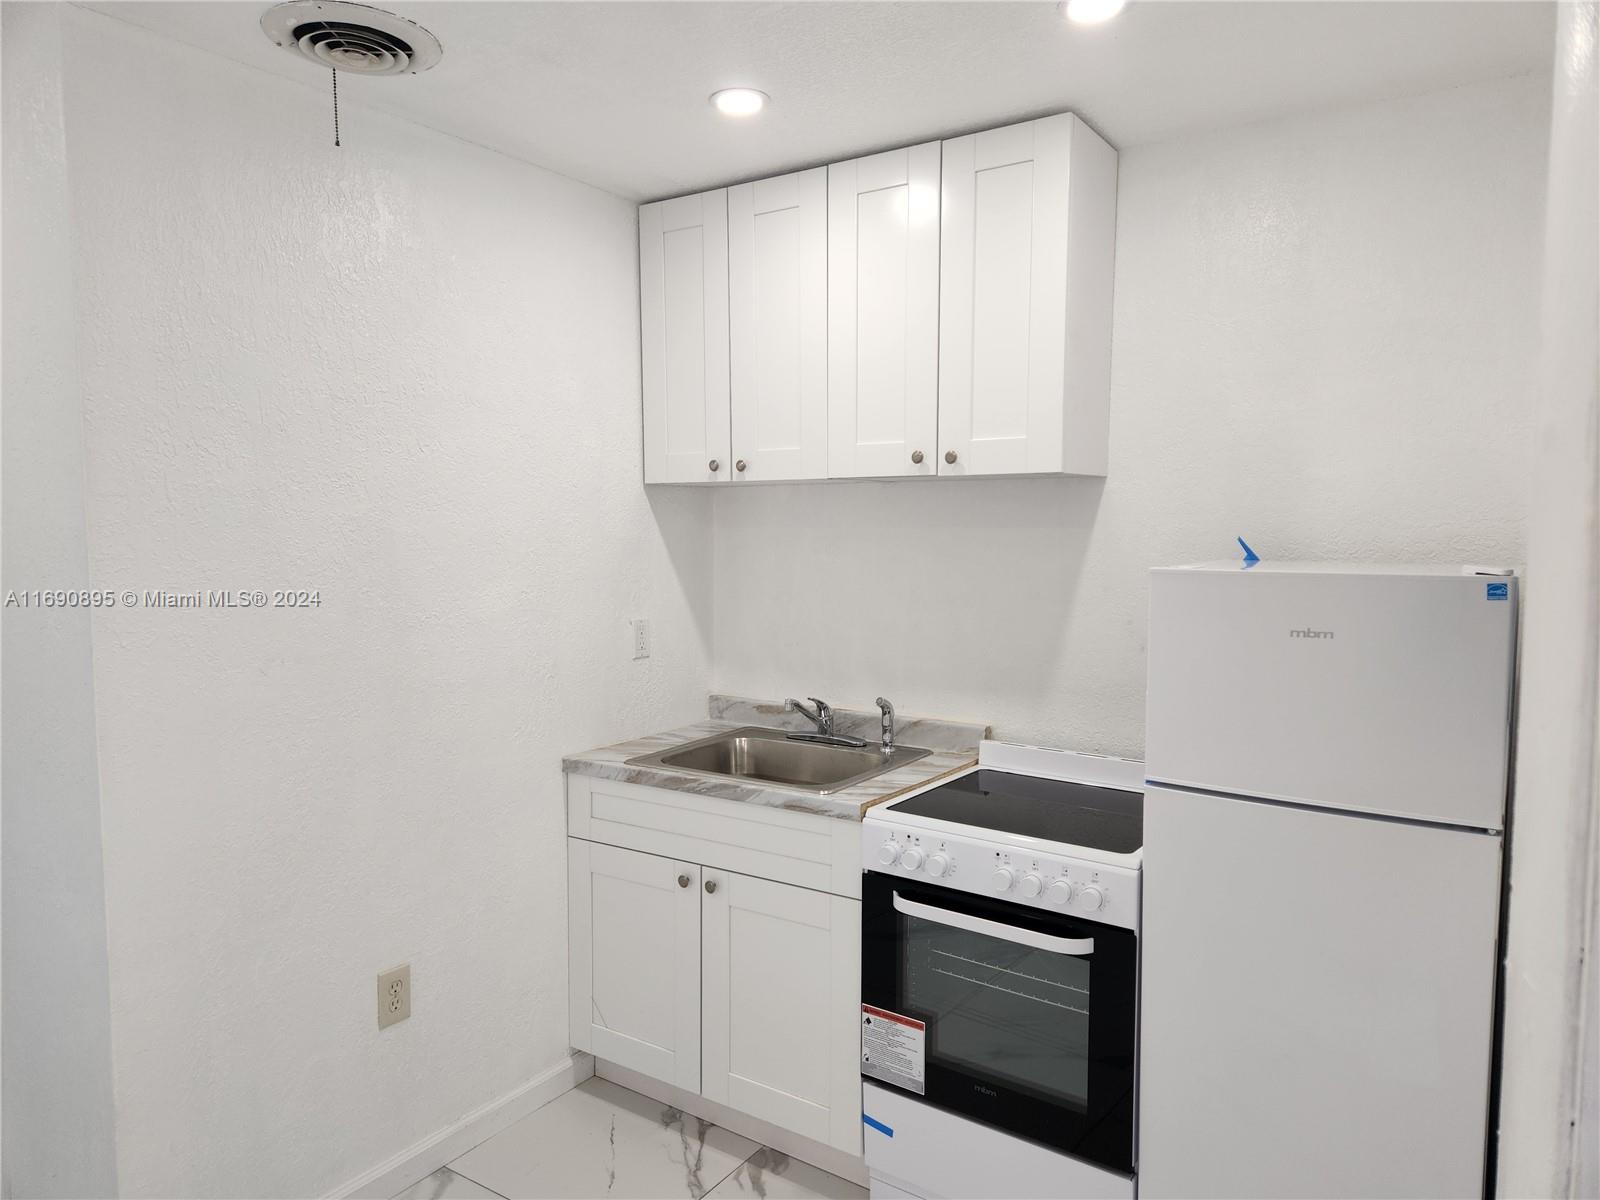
{"left": 392, "top": 1077, "right": 867, "bottom": 1200}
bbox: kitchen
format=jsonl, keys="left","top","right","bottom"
{"left": 3, "top": 2, "right": 1595, "bottom": 1199}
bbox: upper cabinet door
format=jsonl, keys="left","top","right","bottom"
{"left": 937, "top": 114, "right": 1117, "bottom": 477}
{"left": 641, "top": 189, "right": 731, "bottom": 484}
{"left": 728, "top": 169, "right": 828, "bottom": 482}
{"left": 827, "top": 143, "right": 941, "bottom": 479}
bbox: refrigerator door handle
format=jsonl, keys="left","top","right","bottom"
{"left": 893, "top": 892, "right": 1095, "bottom": 956}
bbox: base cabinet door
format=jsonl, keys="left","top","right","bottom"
{"left": 700, "top": 869, "right": 863, "bottom": 1154}
{"left": 568, "top": 839, "right": 701, "bottom": 1092}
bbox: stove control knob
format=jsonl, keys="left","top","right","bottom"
{"left": 1017, "top": 873, "right": 1043, "bottom": 899}
{"left": 877, "top": 841, "right": 902, "bottom": 867}
{"left": 901, "top": 847, "right": 926, "bottom": 872}
{"left": 1045, "top": 880, "right": 1075, "bottom": 906}
{"left": 926, "top": 853, "right": 950, "bottom": 877}
{"left": 1074, "top": 885, "right": 1105, "bottom": 912}
{"left": 990, "top": 867, "right": 1015, "bottom": 893}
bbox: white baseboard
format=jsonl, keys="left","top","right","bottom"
{"left": 330, "top": 1052, "right": 595, "bottom": 1200}
{"left": 594, "top": 1058, "right": 869, "bottom": 1188}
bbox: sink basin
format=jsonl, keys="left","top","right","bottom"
{"left": 627, "top": 726, "right": 931, "bottom": 795}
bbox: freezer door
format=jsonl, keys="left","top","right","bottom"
{"left": 1139, "top": 786, "right": 1502, "bottom": 1199}
{"left": 1146, "top": 567, "right": 1517, "bottom": 828}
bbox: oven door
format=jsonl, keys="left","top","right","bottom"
{"left": 860, "top": 870, "right": 1136, "bottom": 1176}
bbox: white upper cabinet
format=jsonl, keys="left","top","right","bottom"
{"left": 728, "top": 169, "right": 828, "bottom": 482}
{"left": 640, "top": 189, "right": 731, "bottom": 484}
{"left": 937, "top": 114, "right": 1118, "bottom": 477}
{"left": 637, "top": 113, "right": 1117, "bottom": 485}
{"left": 827, "top": 142, "right": 942, "bottom": 478}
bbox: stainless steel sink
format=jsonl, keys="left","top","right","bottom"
{"left": 627, "top": 726, "right": 931, "bottom": 795}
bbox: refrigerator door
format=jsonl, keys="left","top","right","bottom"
{"left": 1146, "top": 564, "right": 1517, "bottom": 828}
{"left": 1138, "top": 786, "right": 1502, "bottom": 1199}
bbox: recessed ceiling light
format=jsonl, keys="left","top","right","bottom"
{"left": 710, "top": 88, "right": 769, "bottom": 117}
{"left": 1061, "top": 0, "right": 1126, "bottom": 24}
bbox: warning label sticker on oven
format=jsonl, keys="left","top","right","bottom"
{"left": 861, "top": 1005, "right": 925, "bottom": 1095}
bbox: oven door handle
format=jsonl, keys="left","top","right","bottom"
{"left": 892, "top": 893, "right": 1094, "bottom": 956}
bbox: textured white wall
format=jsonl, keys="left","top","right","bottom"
{"left": 1498, "top": 4, "right": 1600, "bottom": 1196}
{"left": 713, "top": 74, "right": 1549, "bottom": 755}
{"left": 53, "top": 9, "right": 712, "bottom": 1197}
{"left": 1, "top": 6, "right": 121, "bottom": 1197}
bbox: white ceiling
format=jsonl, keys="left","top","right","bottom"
{"left": 83, "top": 1, "right": 1554, "bottom": 201}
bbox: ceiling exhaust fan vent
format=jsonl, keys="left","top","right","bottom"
{"left": 260, "top": 1, "right": 441, "bottom": 76}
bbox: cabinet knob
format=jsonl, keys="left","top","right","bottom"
{"left": 708, "top": 459, "right": 720, "bottom": 473}
{"left": 704, "top": 879, "right": 718, "bottom": 894}
{"left": 677, "top": 874, "right": 690, "bottom": 889}
{"left": 911, "top": 450, "right": 924, "bottom": 465}
{"left": 945, "top": 450, "right": 958, "bottom": 465}
{"left": 735, "top": 459, "right": 747, "bottom": 473}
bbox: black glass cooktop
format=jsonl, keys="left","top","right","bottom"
{"left": 887, "top": 769, "right": 1143, "bottom": 852}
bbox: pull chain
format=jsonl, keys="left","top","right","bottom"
{"left": 331, "top": 68, "right": 341, "bottom": 148}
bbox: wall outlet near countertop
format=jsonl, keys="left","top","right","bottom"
{"left": 377, "top": 964, "right": 410, "bottom": 1029}
{"left": 632, "top": 618, "right": 650, "bottom": 660}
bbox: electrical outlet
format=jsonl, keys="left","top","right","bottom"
{"left": 377, "top": 964, "right": 410, "bottom": 1029}
{"left": 632, "top": 618, "right": 650, "bottom": 660}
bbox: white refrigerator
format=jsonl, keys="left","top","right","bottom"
{"left": 1139, "top": 562, "right": 1518, "bottom": 1199}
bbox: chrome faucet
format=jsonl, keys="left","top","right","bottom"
{"left": 875, "top": 697, "right": 896, "bottom": 753}
{"left": 786, "top": 697, "right": 834, "bottom": 737}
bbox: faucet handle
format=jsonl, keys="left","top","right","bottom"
{"left": 785, "top": 696, "right": 822, "bottom": 727}
{"left": 785, "top": 696, "right": 836, "bottom": 737}
{"left": 806, "top": 697, "right": 833, "bottom": 735}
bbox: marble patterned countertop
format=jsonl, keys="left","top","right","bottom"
{"left": 561, "top": 695, "right": 990, "bottom": 821}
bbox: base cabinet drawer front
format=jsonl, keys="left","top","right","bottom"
{"left": 568, "top": 839, "right": 701, "bottom": 1093}
{"left": 567, "top": 773, "right": 864, "bottom": 899}
{"left": 701, "top": 870, "right": 864, "bottom": 1154}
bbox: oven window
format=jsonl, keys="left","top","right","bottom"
{"left": 904, "top": 910, "right": 1091, "bottom": 1107}
{"left": 861, "top": 871, "right": 1138, "bottom": 1174}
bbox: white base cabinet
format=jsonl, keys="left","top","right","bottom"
{"left": 567, "top": 775, "right": 864, "bottom": 1156}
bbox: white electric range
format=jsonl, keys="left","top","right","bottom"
{"left": 859, "top": 740, "right": 1143, "bottom": 1200}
